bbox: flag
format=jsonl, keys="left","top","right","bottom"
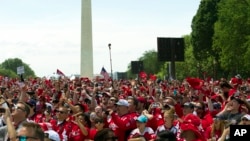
{"left": 100, "top": 67, "right": 110, "bottom": 81}
{"left": 139, "top": 71, "right": 147, "bottom": 79}
{"left": 56, "top": 69, "right": 65, "bottom": 76}
{"left": 149, "top": 74, "right": 157, "bottom": 81}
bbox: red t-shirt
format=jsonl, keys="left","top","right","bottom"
{"left": 108, "top": 112, "right": 136, "bottom": 141}
{"left": 68, "top": 123, "right": 89, "bottom": 141}
{"left": 88, "top": 128, "right": 97, "bottom": 140}
{"left": 52, "top": 120, "right": 72, "bottom": 141}
{"left": 33, "top": 113, "right": 45, "bottom": 123}
{"left": 128, "top": 127, "right": 156, "bottom": 140}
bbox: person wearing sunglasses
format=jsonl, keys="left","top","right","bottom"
{"left": 12, "top": 101, "right": 31, "bottom": 131}
{"left": 16, "top": 122, "right": 44, "bottom": 141}
{"left": 53, "top": 106, "right": 72, "bottom": 141}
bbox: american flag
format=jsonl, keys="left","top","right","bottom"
{"left": 56, "top": 69, "right": 65, "bottom": 76}
{"left": 100, "top": 67, "right": 110, "bottom": 81}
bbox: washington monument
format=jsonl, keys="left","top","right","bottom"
{"left": 80, "top": 0, "right": 93, "bottom": 78}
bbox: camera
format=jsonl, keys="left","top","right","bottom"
{"left": 94, "top": 83, "right": 98, "bottom": 87}
{"left": 240, "top": 86, "right": 247, "bottom": 91}
{"left": 26, "top": 91, "right": 35, "bottom": 95}
{"left": 0, "top": 87, "right": 6, "bottom": 93}
{"left": 76, "top": 87, "right": 82, "bottom": 92}
{"left": 0, "top": 108, "right": 5, "bottom": 113}
{"left": 152, "top": 103, "right": 160, "bottom": 108}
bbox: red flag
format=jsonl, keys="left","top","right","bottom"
{"left": 186, "top": 77, "right": 203, "bottom": 90}
{"left": 139, "top": 71, "right": 147, "bottom": 79}
{"left": 100, "top": 67, "right": 110, "bottom": 81}
{"left": 56, "top": 69, "right": 65, "bottom": 76}
{"left": 149, "top": 74, "right": 157, "bottom": 81}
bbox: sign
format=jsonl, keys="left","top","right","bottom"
{"left": 230, "top": 125, "right": 250, "bottom": 140}
{"left": 17, "top": 66, "right": 25, "bottom": 75}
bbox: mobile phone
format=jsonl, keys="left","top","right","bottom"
{"left": 0, "top": 108, "right": 5, "bottom": 113}
{"left": 240, "top": 86, "right": 247, "bottom": 91}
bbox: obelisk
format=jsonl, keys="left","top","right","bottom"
{"left": 80, "top": 0, "right": 93, "bottom": 78}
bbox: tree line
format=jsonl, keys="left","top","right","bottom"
{"left": 127, "top": 0, "right": 250, "bottom": 80}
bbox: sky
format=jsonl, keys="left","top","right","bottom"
{"left": 0, "top": 0, "right": 201, "bottom": 77}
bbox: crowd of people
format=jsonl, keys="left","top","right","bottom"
{"left": 0, "top": 74, "right": 249, "bottom": 141}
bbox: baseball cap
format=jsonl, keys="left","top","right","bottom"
{"left": 241, "top": 114, "right": 250, "bottom": 120}
{"left": 230, "top": 96, "right": 244, "bottom": 104}
{"left": 115, "top": 99, "right": 129, "bottom": 107}
{"left": 136, "top": 115, "right": 148, "bottom": 123}
{"left": 137, "top": 97, "right": 146, "bottom": 104}
{"left": 26, "top": 99, "right": 36, "bottom": 107}
{"left": 45, "top": 130, "right": 60, "bottom": 141}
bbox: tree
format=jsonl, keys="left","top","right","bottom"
{"left": 191, "top": 0, "right": 221, "bottom": 61}
{"left": 175, "top": 35, "right": 199, "bottom": 80}
{"left": 213, "top": 0, "right": 250, "bottom": 77}
{"left": 138, "top": 50, "right": 164, "bottom": 74}
{"left": 0, "top": 68, "right": 18, "bottom": 78}
{"left": 126, "top": 50, "right": 165, "bottom": 79}
{"left": 0, "top": 58, "right": 36, "bottom": 78}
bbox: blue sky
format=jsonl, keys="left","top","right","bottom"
{"left": 0, "top": 0, "right": 201, "bottom": 77}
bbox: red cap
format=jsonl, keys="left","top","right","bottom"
{"left": 137, "top": 97, "right": 146, "bottom": 104}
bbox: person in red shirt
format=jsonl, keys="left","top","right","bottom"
{"left": 145, "top": 102, "right": 164, "bottom": 131}
{"left": 164, "top": 97, "right": 183, "bottom": 118}
{"left": 180, "top": 113, "right": 206, "bottom": 141}
{"left": 51, "top": 106, "right": 72, "bottom": 141}
{"left": 194, "top": 101, "right": 213, "bottom": 132}
{"left": 68, "top": 113, "right": 90, "bottom": 141}
{"left": 205, "top": 116, "right": 225, "bottom": 141}
{"left": 128, "top": 115, "right": 156, "bottom": 141}
{"left": 107, "top": 99, "right": 137, "bottom": 141}
{"left": 88, "top": 117, "right": 105, "bottom": 140}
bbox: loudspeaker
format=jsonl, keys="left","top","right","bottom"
{"left": 157, "top": 37, "right": 184, "bottom": 61}
{"left": 157, "top": 38, "right": 171, "bottom": 61}
{"left": 117, "top": 72, "right": 127, "bottom": 80}
{"left": 131, "top": 61, "right": 143, "bottom": 74}
{"left": 173, "top": 38, "right": 184, "bottom": 61}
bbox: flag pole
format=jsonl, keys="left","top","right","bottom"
{"left": 108, "top": 43, "right": 114, "bottom": 88}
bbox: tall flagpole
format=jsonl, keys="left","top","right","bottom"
{"left": 108, "top": 43, "right": 114, "bottom": 87}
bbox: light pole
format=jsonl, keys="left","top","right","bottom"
{"left": 108, "top": 43, "right": 113, "bottom": 87}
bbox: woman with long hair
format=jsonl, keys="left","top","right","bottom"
{"left": 205, "top": 117, "right": 226, "bottom": 141}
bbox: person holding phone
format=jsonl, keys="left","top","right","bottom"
{"left": 0, "top": 107, "right": 16, "bottom": 141}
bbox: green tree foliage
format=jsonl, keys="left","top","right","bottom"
{"left": 138, "top": 50, "right": 164, "bottom": 75}
{"left": 191, "top": 0, "right": 220, "bottom": 61}
{"left": 126, "top": 50, "right": 165, "bottom": 79}
{"left": 213, "top": 0, "right": 250, "bottom": 77}
{"left": 175, "top": 35, "right": 198, "bottom": 80}
{"left": 0, "top": 58, "right": 36, "bottom": 78}
{"left": 0, "top": 68, "right": 18, "bottom": 78}
{"left": 127, "top": 0, "right": 250, "bottom": 80}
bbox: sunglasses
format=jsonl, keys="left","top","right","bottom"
{"left": 242, "top": 118, "right": 249, "bottom": 121}
{"left": 195, "top": 106, "right": 203, "bottom": 110}
{"left": 14, "top": 105, "right": 26, "bottom": 112}
{"left": 16, "top": 136, "right": 38, "bottom": 141}
{"left": 55, "top": 110, "right": 66, "bottom": 114}
{"left": 110, "top": 99, "right": 116, "bottom": 102}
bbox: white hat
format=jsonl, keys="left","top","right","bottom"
{"left": 241, "top": 114, "right": 250, "bottom": 120}
{"left": 115, "top": 99, "right": 129, "bottom": 107}
{"left": 45, "top": 130, "right": 60, "bottom": 141}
